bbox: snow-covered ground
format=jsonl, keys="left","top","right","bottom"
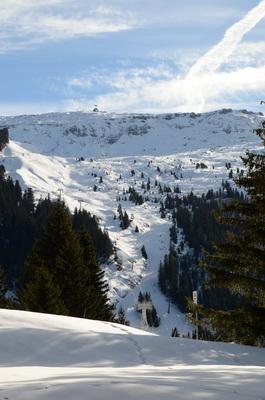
{"left": 0, "top": 109, "right": 263, "bottom": 335}
{"left": 0, "top": 309, "right": 265, "bottom": 400}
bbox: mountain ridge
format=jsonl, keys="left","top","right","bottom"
{"left": 0, "top": 108, "right": 262, "bottom": 158}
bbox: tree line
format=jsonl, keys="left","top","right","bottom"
{"left": 0, "top": 165, "right": 114, "bottom": 320}
{"left": 158, "top": 127, "right": 265, "bottom": 346}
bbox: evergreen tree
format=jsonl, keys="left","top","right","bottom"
{"left": 149, "top": 305, "right": 160, "bottom": 327}
{"left": 22, "top": 188, "right": 35, "bottom": 215}
{"left": 72, "top": 208, "right": 113, "bottom": 259}
{"left": 141, "top": 245, "right": 148, "bottom": 260}
{"left": 171, "top": 327, "right": 180, "bottom": 337}
{"left": 123, "top": 211, "right": 130, "bottom": 229}
{"left": 20, "top": 201, "right": 114, "bottom": 320}
{"left": 160, "top": 203, "right": 166, "bottom": 218}
{"left": 158, "top": 262, "right": 167, "bottom": 294}
{"left": 0, "top": 127, "right": 9, "bottom": 151}
{"left": 116, "top": 306, "right": 130, "bottom": 326}
{"left": 138, "top": 291, "right": 144, "bottom": 303}
{"left": 20, "top": 267, "right": 67, "bottom": 315}
{"left": 0, "top": 171, "right": 36, "bottom": 284}
{"left": 35, "top": 196, "right": 53, "bottom": 235}
{"left": 77, "top": 228, "right": 113, "bottom": 321}
{"left": 0, "top": 266, "right": 7, "bottom": 307}
{"left": 197, "top": 128, "right": 265, "bottom": 345}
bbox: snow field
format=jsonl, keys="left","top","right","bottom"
{"left": 0, "top": 309, "right": 265, "bottom": 400}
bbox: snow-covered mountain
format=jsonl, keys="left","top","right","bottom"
{"left": 0, "top": 109, "right": 263, "bottom": 335}
{"left": 0, "top": 109, "right": 262, "bottom": 157}
{"left": 0, "top": 309, "right": 265, "bottom": 400}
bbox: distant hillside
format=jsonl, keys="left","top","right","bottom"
{"left": 0, "top": 109, "right": 262, "bottom": 157}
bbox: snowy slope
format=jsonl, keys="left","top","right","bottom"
{"left": 0, "top": 309, "right": 265, "bottom": 400}
{"left": 0, "top": 109, "right": 262, "bottom": 158}
{"left": 0, "top": 109, "right": 263, "bottom": 335}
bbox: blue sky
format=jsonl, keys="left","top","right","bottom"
{"left": 1, "top": 0, "right": 265, "bottom": 115}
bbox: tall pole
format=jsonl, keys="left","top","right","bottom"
{"left": 193, "top": 290, "right": 198, "bottom": 340}
{"left": 196, "top": 310, "right": 198, "bottom": 340}
{"left": 58, "top": 189, "right": 63, "bottom": 201}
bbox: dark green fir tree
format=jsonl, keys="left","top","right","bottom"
{"left": 20, "top": 267, "right": 67, "bottom": 315}
{"left": 77, "top": 228, "right": 114, "bottom": 321}
{"left": 116, "top": 306, "right": 130, "bottom": 326}
{"left": 196, "top": 126, "right": 265, "bottom": 346}
{"left": 0, "top": 266, "right": 7, "bottom": 307}
{"left": 20, "top": 201, "right": 114, "bottom": 321}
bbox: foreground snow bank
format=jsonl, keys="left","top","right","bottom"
{"left": 0, "top": 309, "right": 264, "bottom": 400}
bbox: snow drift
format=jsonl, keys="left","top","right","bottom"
{"left": 0, "top": 309, "right": 265, "bottom": 400}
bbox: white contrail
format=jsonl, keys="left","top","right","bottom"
{"left": 188, "top": 0, "right": 265, "bottom": 78}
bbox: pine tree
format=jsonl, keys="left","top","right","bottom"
{"left": 160, "top": 203, "right": 166, "bottom": 218}
{"left": 21, "top": 201, "right": 84, "bottom": 316}
{"left": 22, "top": 188, "right": 35, "bottom": 214}
{"left": 141, "top": 245, "right": 148, "bottom": 260}
{"left": 123, "top": 211, "right": 130, "bottom": 229}
{"left": 20, "top": 267, "right": 67, "bottom": 315}
{"left": 197, "top": 128, "right": 265, "bottom": 346}
{"left": 72, "top": 208, "right": 113, "bottom": 259}
{"left": 0, "top": 127, "right": 9, "bottom": 151}
{"left": 150, "top": 305, "right": 160, "bottom": 327}
{"left": 20, "top": 201, "right": 114, "bottom": 320}
{"left": 116, "top": 306, "right": 130, "bottom": 326}
{"left": 158, "top": 262, "right": 166, "bottom": 294}
{"left": 171, "top": 327, "right": 180, "bottom": 337}
{"left": 138, "top": 291, "right": 144, "bottom": 303}
{"left": 0, "top": 266, "right": 7, "bottom": 307}
{"left": 77, "top": 229, "right": 113, "bottom": 321}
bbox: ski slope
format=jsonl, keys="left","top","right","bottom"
{"left": 0, "top": 309, "right": 264, "bottom": 400}
{"left": 0, "top": 109, "right": 263, "bottom": 335}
